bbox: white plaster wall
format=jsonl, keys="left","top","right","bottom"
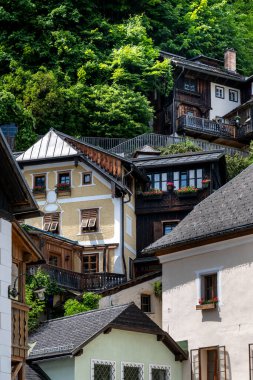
{"left": 99, "top": 276, "right": 162, "bottom": 327}
{"left": 0, "top": 219, "right": 12, "bottom": 380}
{"left": 161, "top": 235, "right": 253, "bottom": 380}
{"left": 210, "top": 82, "right": 241, "bottom": 120}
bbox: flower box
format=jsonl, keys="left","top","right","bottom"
{"left": 175, "top": 186, "right": 198, "bottom": 198}
{"left": 196, "top": 303, "right": 216, "bottom": 310}
{"left": 141, "top": 190, "right": 164, "bottom": 200}
{"left": 176, "top": 191, "right": 198, "bottom": 198}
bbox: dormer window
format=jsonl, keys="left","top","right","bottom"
{"left": 184, "top": 79, "right": 197, "bottom": 92}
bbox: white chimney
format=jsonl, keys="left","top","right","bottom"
{"left": 224, "top": 48, "right": 236, "bottom": 72}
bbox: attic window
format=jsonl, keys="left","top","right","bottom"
{"left": 81, "top": 209, "right": 99, "bottom": 233}
{"left": 184, "top": 78, "right": 197, "bottom": 92}
{"left": 43, "top": 213, "right": 60, "bottom": 234}
{"left": 83, "top": 172, "right": 92, "bottom": 185}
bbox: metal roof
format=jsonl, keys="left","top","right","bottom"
{"left": 17, "top": 129, "right": 78, "bottom": 161}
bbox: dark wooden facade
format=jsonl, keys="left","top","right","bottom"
{"left": 134, "top": 154, "right": 226, "bottom": 276}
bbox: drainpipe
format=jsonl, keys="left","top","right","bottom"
{"left": 172, "top": 67, "right": 185, "bottom": 136}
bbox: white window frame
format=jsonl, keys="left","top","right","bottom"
{"left": 149, "top": 364, "right": 171, "bottom": 380}
{"left": 195, "top": 266, "right": 223, "bottom": 305}
{"left": 215, "top": 85, "right": 224, "bottom": 99}
{"left": 229, "top": 89, "right": 238, "bottom": 102}
{"left": 121, "top": 362, "right": 144, "bottom": 380}
{"left": 91, "top": 359, "right": 116, "bottom": 380}
{"left": 79, "top": 208, "right": 100, "bottom": 234}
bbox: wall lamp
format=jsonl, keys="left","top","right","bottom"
{"left": 8, "top": 273, "right": 46, "bottom": 301}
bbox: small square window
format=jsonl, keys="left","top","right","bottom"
{"left": 215, "top": 86, "right": 224, "bottom": 99}
{"left": 58, "top": 172, "right": 70, "bottom": 185}
{"left": 229, "top": 89, "right": 238, "bottom": 102}
{"left": 83, "top": 254, "right": 98, "bottom": 273}
{"left": 201, "top": 273, "right": 217, "bottom": 302}
{"left": 83, "top": 172, "right": 92, "bottom": 185}
{"left": 163, "top": 222, "right": 177, "bottom": 235}
{"left": 141, "top": 294, "right": 151, "bottom": 313}
{"left": 184, "top": 79, "right": 197, "bottom": 92}
{"left": 122, "top": 363, "right": 144, "bottom": 380}
{"left": 33, "top": 175, "right": 46, "bottom": 193}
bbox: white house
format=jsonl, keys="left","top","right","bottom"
{"left": 143, "top": 163, "right": 253, "bottom": 379}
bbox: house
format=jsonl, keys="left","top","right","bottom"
{"left": 99, "top": 271, "right": 162, "bottom": 327}
{"left": 17, "top": 129, "right": 148, "bottom": 283}
{"left": 27, "top": 303, "right": 187, "bottom": 380}
{"left": 0, "top": 131, "right": 43, "bottom": 380}
{"left": 143, "top": 163, "right": 253, "bottom": 379}
{"left": 133, "top": 149, "right": 226, "bottom": 276}
{"left": 153, "top": 49, "right": 253, "bottom": 148}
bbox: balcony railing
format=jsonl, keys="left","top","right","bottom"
{"left": 28, "top": 264, "right": 127, "bottom": 291}
{"left": 12, "top": 301, "right": 29, "bottom": 360}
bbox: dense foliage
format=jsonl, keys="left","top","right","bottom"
{"left": 159, "top": 139, "right": 202, "bottom": 155}
{"left": 0, "top": 0, "right": 252, "bottom": 147}
{"left": 64, "top": 292, "right": 101, "bottom": 316}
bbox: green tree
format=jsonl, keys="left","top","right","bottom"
{"left": 64, "top": 292, "right": 101, "bottom": 316}
{"left": 159, "top": 139, "right": 202, "bottom": 155}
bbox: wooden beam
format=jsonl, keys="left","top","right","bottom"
{"left": 12, "top": 362, "right": 23, "bottom": 380}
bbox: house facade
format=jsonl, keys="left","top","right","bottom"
{"left": 154, "top": 49, "right": 253, "bottom": 148}
{"left": 0, "top": 131, "right": 43, "bottom": 380}
{"left": 17, "top": 129, "right": 145, "bottom": 282}
{"left": 143, "top": 163, "right": 253, "bottom": 379}
{"left": 27, "top": 303, "right": 187, "bottom": 380}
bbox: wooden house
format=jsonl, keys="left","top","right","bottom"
{"left": 133, "top": 149, "right": 226, "bottom": 276}
{"left": 154, "top": 49, "right": 253, "bottom": 148}
{"left": 0, "top": 131, "right": 43, "bottom": 380}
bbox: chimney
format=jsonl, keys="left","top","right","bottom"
{"left": 224, "top": 48, "right": 236, "bottom": 72}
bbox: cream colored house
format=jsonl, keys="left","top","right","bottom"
{"left": 17, "top": 129, "right": 146, "bottom": 280}
{"left": 143, "top": 164, "right": 253, "bottom": 380}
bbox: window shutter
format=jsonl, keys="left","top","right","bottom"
{"left": 43, "top": 213, "right": 60, "bottom": 232}
{"left": 218, "top": 346, "right": 226, "bottom": 380}
{"left": 191, "top": 349, "right": 200, "bottom": 380}
{"left": 81, "top": 219, "right": 89, "bottom": 228}
{"left": 153, "top": 221, "right": 163, "bottom": 241}
{"left": 81, "top": 209, "right": 98, "bottom": 232}
{"left": 88, "top": 218, "right": 96, "bottom": 228}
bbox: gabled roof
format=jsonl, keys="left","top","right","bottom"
{"left": 143, "top": 163, "right": 253, "bottom": 254}
{"left": 161, "top": 51, "right": 246, "bottom": 82}
{"left": 17, "top": 130, "right": 78, "bottom": 161}
{"left": 26, "top": 364, "right": 49, "bottom": 380}
{"left": 132, "top": 150, "right": 225, "bottom": 169}
{"left": 28, "top": 303, "right": 187, "bottom": 361}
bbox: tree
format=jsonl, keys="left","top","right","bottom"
{"left": 64, "top": 292, "right": 101, "bottom": 316}
{"left": 159, "top": 139, "right": 202, "bottom": 155}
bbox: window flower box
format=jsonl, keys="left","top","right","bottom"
{"left": 141, "top": 189, "right": 164, "bottom": 200}
{"left": 175, "top": 186, "right": 198, "bottom": 198}
{"left": 56, "top": 183, "right": 71, "bottom": 196}
{"left": 33, "top": 186, "right": 46, "bottom": 198}
{"left": 196, "top": 303, "right": 216, "bottom": 310}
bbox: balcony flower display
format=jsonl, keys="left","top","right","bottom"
{"left": 202, "top": 179, "right": 211, "bottom": 189}
{"left": 167, "top": 182, "right": 175, "bottom": 191}
{"left": 56, "top": 183, "right": 71, "bottom": 192}
{"left": 33, "top": 185, "right": 46, "bottom": 193}
{"left": 142, "top": 189, "right": 164, "bottom": 199}
{"left": 196, "top": 296, "right": 218, "bottom": 310}
{"left": 175, "top": 186, "right": 198, "bottom": 198}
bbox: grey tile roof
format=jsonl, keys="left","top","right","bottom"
{"left": 143, "top": 163, "right": 253, "bottom": 254}
{"left": 26, "top": 365, "right": 48, "bottom": 380}
{"left": 161, "top": 51, "right": 246, "bottom": 82}
{"left": 133, "top": 150, "right": 224, "bottom": 168}
{"left": 28, "top": 303, "right": 187, "bottom": 361}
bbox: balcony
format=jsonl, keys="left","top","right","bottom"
{"left": 28, "top": 264, "right": 127, "bottom": 292}
{"left": 177, "top": 115, "right": 253, "bottom": 145}
{"left": 12, "top": 301, "right": 29, "bottom": 361}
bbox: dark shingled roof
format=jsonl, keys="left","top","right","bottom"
{"left": 28, "top": 303, "right": 187, "bottom": 361}
{"left": 26, "top": 365, "right": 49, "bottom": 380}
{"left": 143, "top": 164, "right": 253, "bottom": 254}
{"left": 132, "top": 150, "right": 224, "bottom": 168}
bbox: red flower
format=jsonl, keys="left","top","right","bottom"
{"left": 213, "top": 296, "right": 219, "bottom": 303}
{"left": 167, "top": 182, "right": 174, "bottom": 187}
{"left": 199, "top": 298, "right": 204, "bottom": 305}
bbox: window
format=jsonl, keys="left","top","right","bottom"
{"left": 49, "top": 254, "right": 60, "bottom": 267}
{"left": 34, "top": 174, "right": 46, "bottom": 192}
{"left": 191, "top": 346, "right": 226, "bottom": 380}
{"left": 121, "top": 362, "right": 144, "bottom": 380}
{"left": 202, "top": 273, "right": 217, "bottom": 302}
{"left": 58, "top": 172, "right": 70, "bottom": 185}
{"left": 43, "top": 213, "right": 60, "bottom": 234}
{"left": 81, "top": 209, "right": 99, "bottom": 233}
{"left": 83, "top": 172, "right": 92, "bottom": 185}
{"left": 184, "top": 78, "right": 197, "bottom": 92}
{"left": 229, "top": 89, "right": 238, "bottom": 102}
{"left": 215, "top": 86, "right": 224, "bottom": 99}
{"left": 149, "top": 365, "right": 170, "bottom": 380}
{"left": 141, "top": 294, "right": 151, "bottom": 313}
{"left": 83, "top": 254, "right": 98, "bottom": 273}
{"left": 92, "top": 360, "right": 116, "bottom": 380}
{"left": 173, "top": 169, "right": 203, "bottom": 190}
{"left": 163, "top": 222, "right": 177, "bottom": 235}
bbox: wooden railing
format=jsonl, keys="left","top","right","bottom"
{"left": 178, "top": 115, "right": 237, "bottom": 139}
{"left": 28, "top": 264, "right": 127, "bottom": 291}
{"left": 12, "top": 301, "right": 29, "bottom": 361}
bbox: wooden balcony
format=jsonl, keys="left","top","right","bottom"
{"left": 12, "top": 301, "right": 29, "bottom": 361}
{"left": 177, "top": 115, "right": 253, "bottom": 144}
{"left": 28, "top": 264, "right": 127, "bottom": 292}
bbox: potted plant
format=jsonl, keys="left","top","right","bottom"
{"left": 167, "top": 182, "right": 175, "bottom": 191}
{"left": 175, "top": 186, "right": 198, "bottom": 198}
{"left": 202, "top": 179, "right": 210, "bottom": 189}
{"left": 196, "top": 296, "right": 218, "bottom": 310}
{"left": 56, "top": 183, "right": 71, "bottom": 193}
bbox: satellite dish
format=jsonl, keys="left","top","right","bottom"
{"left": 44, "top": 204, "right": 59, "bottom": 212}
{"left": 46, "top": 190, "right": 57, "bottom": 204}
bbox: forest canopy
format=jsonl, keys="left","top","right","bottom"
{"left": 0, "top": 0, "right": 252, "bottom": 148}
